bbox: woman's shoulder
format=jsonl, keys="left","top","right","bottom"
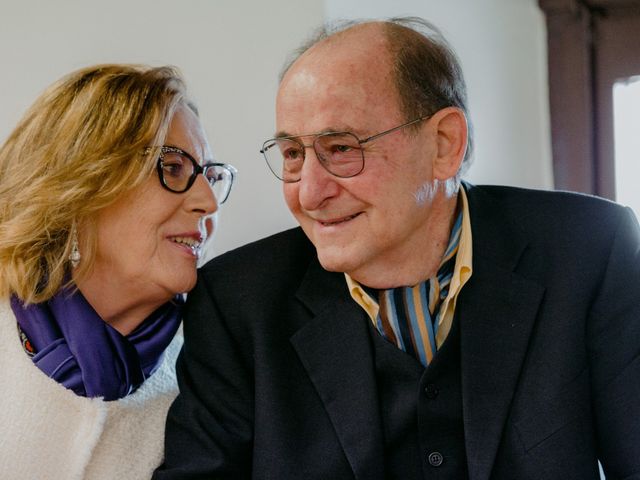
{"left": 0, "top": 299, "right": 182, "bottom": 480}
{"left": 0, "top": 298, "right": 109, "bottom": 478}
{"left": 82, "top": 329, "right": 182, "bottom": 479}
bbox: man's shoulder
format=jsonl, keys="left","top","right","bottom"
{"left": 468, "top": 183, "right": 618, "bottom": 207}
{"left": 466, "top": 183, "right": 626, "bottom": 221}
{"left": 465, "top": 183, "right": 634, "bottom": 250}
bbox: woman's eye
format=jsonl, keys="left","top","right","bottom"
{"left": 162, "top": 161, "right": 185, "bottom": 178}
{"left": 205, "top": 169, "right": 221, "bottom": 183}
{"left": 161, "top": 152, "right": 189, "bottom": 178}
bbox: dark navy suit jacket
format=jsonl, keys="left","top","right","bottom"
{"left": 155, "top": 184, "right": 640, "bottom": 479}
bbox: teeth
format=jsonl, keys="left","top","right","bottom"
{"left": 171, "top": 236, "right": 200, "bottom": 247}
{"left": 171, "top": 236, "right": 202, "bottom": 256}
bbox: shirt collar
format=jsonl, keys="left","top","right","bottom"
{"left": 345, "top": 186, "right": 473, "bottom": 323}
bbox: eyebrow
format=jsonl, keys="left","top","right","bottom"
{"left": 274, "top": 125, "right": 364, "bottom": 139}
{"left": 166, "top": 144, "right": 214, "bottom": 165}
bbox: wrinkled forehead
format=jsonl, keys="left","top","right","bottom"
{"left": 276, "top": 34, "right": 401, "bottom": 136}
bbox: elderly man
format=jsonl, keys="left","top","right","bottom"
{"left": 155, "top": 18, "right": 640, "bottom": 479}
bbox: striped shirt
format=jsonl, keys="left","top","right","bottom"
{"left": 346, "top": 187, "right": 473, "bottom": 363}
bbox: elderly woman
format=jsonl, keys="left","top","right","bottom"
{"left": 0, "top": 64, "right": 236, "bottom": 479}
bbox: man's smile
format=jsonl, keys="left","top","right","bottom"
{"left": 317, "top": 212, "right": 362, "bottom": 226}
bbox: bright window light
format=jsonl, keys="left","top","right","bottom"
{"left": 613, "top": 76, "right": 640, "bottom": 216}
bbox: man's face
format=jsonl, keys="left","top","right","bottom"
{"left": 276, "top": 31, "right": 442, "bottom": 287}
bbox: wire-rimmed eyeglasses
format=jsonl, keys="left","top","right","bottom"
{"left": 260, "top": 116, "right": 430, "bottom": 183}
{"left": 145, "top": 145, "right": 237, "bottom": 204}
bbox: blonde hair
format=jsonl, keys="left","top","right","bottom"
{"left": 0, "top": 64, "right": 195, "bottom": 303}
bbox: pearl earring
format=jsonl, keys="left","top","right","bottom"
{"left": 69, "top": 226, "right": 81, "bottom": 268}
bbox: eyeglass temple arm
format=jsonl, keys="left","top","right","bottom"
{"left": 359, "top": 116, "right": 430, "bottom": 145}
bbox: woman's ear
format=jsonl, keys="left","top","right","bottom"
{"left": 430, "top": 107, "right": 468, "bottom": 180}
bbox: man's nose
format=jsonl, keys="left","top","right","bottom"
{"left": 297, "top": 146, "right": 340, "bottom": 210}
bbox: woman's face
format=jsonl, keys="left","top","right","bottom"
{"left": 83, "top": 105, "right": 217, "bottom": 305}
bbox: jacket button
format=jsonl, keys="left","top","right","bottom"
{"left": 425, "top": 383, "right": 439, "bottom": 399}
{"left": 428, "top": 451, "right": 444, "bottom": 467}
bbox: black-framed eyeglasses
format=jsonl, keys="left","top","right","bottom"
{"left": 145, "top": 145, "right": 237, "bottom": 204}
{"left": 260, "top": 116, "right": 430, "bottom": 183}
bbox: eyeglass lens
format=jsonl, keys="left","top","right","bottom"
{"left": 264, "top": 132, "right": 364, "bottom": 182}
{"left": 160, "top": 150, "right": 195, "bottom": 191}
{"left": 205, "top": 166, "right": 233, "bottom": 204}
{"left": 160, "top": 149, "right": 233, "bottom": 203}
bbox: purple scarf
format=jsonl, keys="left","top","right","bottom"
{"left": 10, "top": 288, "right": 182, "bottom": 401}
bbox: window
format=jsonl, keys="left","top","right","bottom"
{"left": 613, "top": 76, "right": 640, "bottom": 215}
{"left": 539, "top": 0, "right": 640, "bottom": 201}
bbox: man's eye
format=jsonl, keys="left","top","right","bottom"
{"left": 333, "top": 144, "right": 353, "bottom": 154}
{"left": 283, "top": 147, "right": 303, "bottom": 160}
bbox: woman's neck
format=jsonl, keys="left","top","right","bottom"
{"left": 75, "top": 273, "right": 169, "bottom": 336}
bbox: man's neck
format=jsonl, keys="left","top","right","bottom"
{"left": 349, "top": 191, "right": 460, "bottom": 289}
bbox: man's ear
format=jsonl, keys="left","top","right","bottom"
{"left": 430, "top": 107, "right": 468, "bottom": 180}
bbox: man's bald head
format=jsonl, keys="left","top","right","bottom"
{"left": 280, "top": 17, "right": 473, "bottom": 170}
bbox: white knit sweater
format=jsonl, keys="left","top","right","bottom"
{"left": 0, "top": 299, "right": 182, "bottom": 480}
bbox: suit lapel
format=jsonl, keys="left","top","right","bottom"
{"left": 460, "top": 184, "right": 545, "bottom": 480}
{"left": 290, "top": 259, "right": 385, "bottom": 480}
{"left": 458, "top": 259, "right": 544, "bottom": 480}
{"left": 287, "top": 185, "right": 546, "bottom": 479}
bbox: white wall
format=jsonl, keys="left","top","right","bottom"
{"left": 1, "top": 0, "right": 551, "bottom": 257}
{"left": 325, "top": 0, "right": 554, "bottom": 190}
{"left": 0, "top": 0, "right": 322, "bottom": 256}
